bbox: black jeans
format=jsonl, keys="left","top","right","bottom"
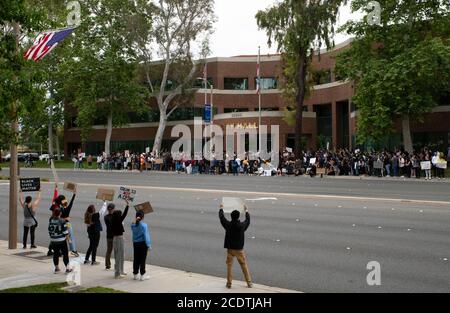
{"left": 85, "top": 232, "right": 100, "bottom": 262}
{"left": 51, "top": 241, "right": 69, "bottom": 267}
{"left": 133, "top": 241, "right": 148, "bottom": 275}
{"left": 23, "top": 225, "right": 36, "bottom": 247}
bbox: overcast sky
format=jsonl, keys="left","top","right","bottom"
{"left": 210, "top": 0, "right": 364, "bottom": 57}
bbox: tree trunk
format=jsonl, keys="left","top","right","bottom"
{"left": 55, "top": 128, "right": 61, "bottom": 161}
{"left": 401, "top": 114, "right": 413, "bottom": 154}
{"left": 105, "top": 112, "right": 113, "bottom": 156}
{"left": 294, "top": 53, "right": 307, "bottom": 159}
{"left": 152, "top": 111, "right": 167, "bottom": 156}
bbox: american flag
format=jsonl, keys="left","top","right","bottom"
{"left": 24, "top": 27, "right": 75, "bottom": 61}
{"left": 256, "top": 47, "right": 261, "bottom": 95}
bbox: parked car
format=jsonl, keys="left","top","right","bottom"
{"left": 2, "top": 153, "right": 27, "bottom": 162}
{"left": 39, "top": 154, "right": 50, "bottom": 161}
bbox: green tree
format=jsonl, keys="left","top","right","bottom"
{"left": 335, "top": 0, "right": 450, "bottom": 153}
{"left": 64, "top": 0, "right": 147, "bottom": 156}
{"left": 131, "top": 0, "right": 215, "bottom": 154}
{"left": 256, "top": 0, "right": 346, "bottom": 157}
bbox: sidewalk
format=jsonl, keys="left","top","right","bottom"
{"left": 0, "top": 241, "right": 298, "bottom": 293}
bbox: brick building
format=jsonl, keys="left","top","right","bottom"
{"left": 64, "top": 39, "right": 450, "bottom": 156}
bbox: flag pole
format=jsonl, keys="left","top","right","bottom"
{"left": 258, "top": 46, "right": 262, "bottom": 153}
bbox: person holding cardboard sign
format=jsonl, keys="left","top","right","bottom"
{"left": 19, "top": 189, "right": 41, "bottom": 249}
{"left": 219, "top": 204, "right": 252, "bottom": 289}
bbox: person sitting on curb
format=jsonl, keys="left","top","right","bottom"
{"left": 219, "top": 204, "right": 253, "bottom": 289}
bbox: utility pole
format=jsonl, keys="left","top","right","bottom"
{"left": 9, "top": 21, "right": 20, "bottom": 249}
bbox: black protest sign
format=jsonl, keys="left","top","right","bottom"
{"left": 20, "top": 178, "right": 40, "bottom": 192}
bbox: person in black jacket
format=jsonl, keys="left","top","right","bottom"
{"left": 84, "top": 205, "right": 103, "bottom": 265}
{"left": 219, "top": 205, "right": 252, "bottom": 289}
{"left": 111, "top": 199, "right": 129, "bottom": 278}
{"left": 102, "top": 202, "right": 115, "bottom": 270}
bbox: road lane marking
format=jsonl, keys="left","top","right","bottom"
{"left": 36, "top": 181, "right": 450, "bottom": 206}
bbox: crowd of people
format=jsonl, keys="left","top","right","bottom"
{"left": 73, "top": 147, "right": 449, "bottom": 180}
{"left": 20, "top": 185, "right": 253, "bottom": 288}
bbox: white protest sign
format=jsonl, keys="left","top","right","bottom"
{"left": 309, "top": 158, "right": 317, "bottom": 165}
{"left": 420, "top": 161, "right": 431, "bottom": 170}
{"left": 222, "top": 197, "right": 245, "bottom": 215}
{"left": 118, "top": 186, "right": 136, "bottom": 202}
{"left": 436, "top": 162, "right": 447, "bottom": 169}
{"left": 286, "top": 147, "right": 293, "bottom": 153}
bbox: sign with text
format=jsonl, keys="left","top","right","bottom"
{"left": 63, "top": 181, "right": 77, "bottom": 193}
{"left": 118, "top": 187, "right": 136, "bottom": 202}
{"left": 20, "top": 178, "right": 40, "bottom": 192}
{"left": 374, "top": 161, "right": 384, "bottom": 169}
{"left": 96, "top": 188, "right": 115, "bottom": 201}
{"left": 134, "top": 202, "right": 153, "bottom": 214}
{"left": 222, "top": 197, "right": 245, "bottom": 215}
{"left": 420, "top": 161, "right": 431, "bottom": 170}
{"left": 309, "top": 158, "right": 317, "bottom": 165}
{"left": 436, "top": 162, "right": 448, "bottom": 169}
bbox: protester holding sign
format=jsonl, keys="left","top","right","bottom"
{"left": 52, "top": 191, "right": 79, "bottom": 257}
{"left": 131, "top": 210, "right": 152, "bottom": 281}
{"left": 111, "top": 199, "right": 130, "bottom": 278}
{"left": 19, "top": 189, "right": 41, "bottom": 249}
{"left": 84, "top": 204, "right": 103, "bottom": 265}
{"left": 100, "top": 201, "right": 115, "bottom": 270}
{"left": 219, "top": 204, "right": 252, "bottom": 289}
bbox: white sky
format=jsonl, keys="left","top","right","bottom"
{"left": 210, "top": 0, "right": 364, "bottom": 57}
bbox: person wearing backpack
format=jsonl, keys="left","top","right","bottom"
{"left": 19, "top": 189, "right": 41, "bottom": 249}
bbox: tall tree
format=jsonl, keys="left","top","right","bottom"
{"left": 256, "top": 0, "right": 346, "bottom": 157}
{"left": 335, "top": 0, "right": 450, "bottom": 153}
{"left": 64, "top": 0, "right": 147, "bottom": 156}
{"left": 131, "top": 0, "right": 215, "bottom": 154}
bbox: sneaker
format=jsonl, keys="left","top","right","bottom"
{"left": 30, "top": 245, "right": 37, "bottom": 249}
{"left": 105, "top": 267, "right": 111, "bottom": 271}
{"left": 247, "top": 282, "right": 253, "bottom": 288}
{"left": 91, "top": 261, "right": 100, "bottom": 266}
{"left": 65, "top": 269, "right": 73, "bottom": 274}
{"left": 23, "top": 245, "right": 26, "bottom": 249}
{"left": 140, "top": 274, "right": 150, "bottom": 281}
{"left": 54, "top": 268, "right": 61, "bottom": 274}
{"left": 226, "top": 283, "right": 231, "bottom": 289}
{"left": 120, "top": 272, "right": 127, "bottom": 276}
{"left": 115, "top": 274, "right": 127, "bottom": 279}
{"left": 134, "top": 274, "right": 139, "bottom": 281}
{"left": 84, "top": 260, "right": 90, "bottom": 265}
{"left": 70, "top": 251, "right": 79, "bottom": 257}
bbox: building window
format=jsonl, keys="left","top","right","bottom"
{"left": 224, "top": 78, "right": 248, "bottom": 90}
{"left": 224, "top": 108, "right": 249, "bottom": 113}
{"left": 311, "top": 69, "right": 332, "bottom": 85}
{"left": 193, "top": 77, "right": 214, "bottom": 88}
{"left": 255, "top": 77, "right": 277, "bottom": 90}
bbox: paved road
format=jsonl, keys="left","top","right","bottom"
{"left": 0, "top": 169, "right": 449, "bottom": 292}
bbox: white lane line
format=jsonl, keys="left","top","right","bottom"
{"left": 37, "top": 181, "right": 450, "bottom": 206}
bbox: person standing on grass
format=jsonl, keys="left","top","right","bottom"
{"left": 19, "top": 189, "right": 41, "bottom": 249}
{"left": 111, "top": 199, "right": 129, "bottom": 278}
{"left": 219, "top": 204, "right": 253, "bottom": 289}
{"left": 131, "top": 210, "right": 152, "bottom": 281}
{"left": 84, "top": 204, "right": 103, "bottom": 265}
{"left": 48, "top": 208, "right": 72, "bottom": 274}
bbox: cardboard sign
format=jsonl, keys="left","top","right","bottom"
{"left": 436, "top": 162, "right": 448, "bottom": 169}
{"left": 20, "top": 178, "right": 40, "bottom": 192}
{"left": 134, "top": 202, "right": 153, "bottom": 214}
{"left": 63, "top": 181, "right": 77, "bottom": 193}
{"left": 373, "top": 161, "right": 384, "bottom": 169}
{"left": 222, "top": 197, "right": 245, "bottom": 215}
{"left": 118, "top": 187, "right": 136, "bottom": 202}
{"left": 50, "top": 159, "right": 59, "bottom": 185}
{"left": 420, "top": 161, "right": 431, "bottom": 170}
{"left": 96, "top": 188, "right": 115, "bottom": 201}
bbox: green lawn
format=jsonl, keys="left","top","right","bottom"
{"left": 0, "top": 160, "right": 98, "bottom": 170}
{"left": 0, "top": 282, "right": 125, "bottom": 293}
